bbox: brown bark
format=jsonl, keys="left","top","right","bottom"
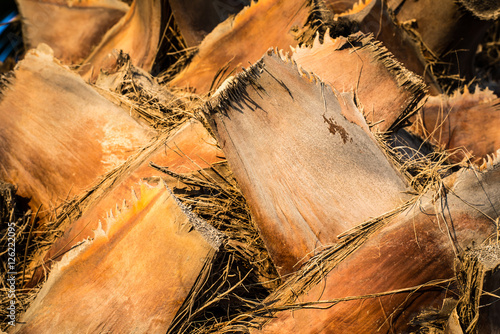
{"left": 169, "top": 0, "right": 311, "bottom": 94}
{"left": 410, "top": 88, "right": 500, "bottom": 164}
{"left": 292, "top": 32, "right": 426, "bottom": 132}
{"left": 13, "top": 183, "right": 221, "bottom": 334}
{"left": 205, "top": 51, "right": 411, "bottom": 275}
{"left": 16, "top": 0, "right": 128, "bottom": 64}
{"left": 79, "top": 0, "right": 162, "bottom": 82}
{"left": 27, "top": 120, "right": 223, "bottom": 286}
{"left": 168, "top": 0, "right": 250, "bottom": 47}
{"left": 0, "top": 44, "right": 152, "bottom": 213}
{"left": 252, "top": 161, "right": 500, "bottom": 333}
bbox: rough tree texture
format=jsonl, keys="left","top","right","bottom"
{"left": 205, "top": 51, "right": 411, "bottom": 275}
{"left": 13, "top": 183, "right": 221, "bottom": 334}
{"left": 168, "top": 0, "right": 250, "bottom": 47}
{"left": 410, "top": 88, "right": 500, "bottom": 163}
{"left": 27, "top": 120, "right": 223, "bottom": 286}
{"left": 169, "top": 0, "right": 311, "bottom": 93}
{"left": 16, "top": 0, "right": 129, "bottom": 64}
{"left": 335, "top": 0, "right": 442, "bottom": 94}
{"left": 386, "top": 0, "right": 492, "bottom": 83}
{"left": 292, "top": 32, "right": 426, "bottom": 132}
{"left": 252, "top": 157, "right": 500, "bottom": 333}
{"left": 457, "top": 0, "right": 500, "bottom": 20}
{"left": 79, "top": 0, "right": 161, "bottom": 82}
{"left": 0, "top": 44, "right": 153, "bottom": 213}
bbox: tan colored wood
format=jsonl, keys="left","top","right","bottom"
{"left": 205, "top": 51, "right": 411, "bottom": 275}
{"left": 16, "top": 0, "right": 128, "bottom": 64}
{"left": 169, "top": 0, "right": 250, "bottom": 47}
{"left": 0, "top": 44, "right": 153, "bottom": 213}
{"left": 252, "top": 161, "right": 500, "bottom": 333}
{"left": 293, "top": 32, "right": 426, "bottom": 132}
{"left": 169, "top": 0, "right": 311, "bottom": 94}
{"left": 410, "top": 88, "right": 500, "bottom": 163}
{"left": 334, "top": 0, "right": 442, "bottom": 94}
{"left": 26, "top": 120, "right": 223, "bottom": 286}
{"left": 13, "top": 183, "right": 220, "bottom": 334}
{"left": 79, "top": 0, "right": 161, "bottom": 82}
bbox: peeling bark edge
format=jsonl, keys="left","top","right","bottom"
{"left": 344, "top": 32, "right": 428, "bottom": 130}
{"left": 203, "top": 48, "right": 335, "bottom": 117}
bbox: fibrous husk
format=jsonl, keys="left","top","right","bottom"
{"left": 16, "top": 0, "right": 129, "bottom": 64}
{"left": 12, "top": 182, "right": 223, "bottom": 333}
{"left": 168, "top": 0, "right": 251, "bottom": 47}
{"left": 318, "top": 0, "right": 442, "bottom": 94}
{"left": 234, "top": 153, "right": 500, "bottom": 333}
{"left": 292, "top": 31, "right": 427, "bottom": 132}
{"left": 168, "top": 0, "right": 312, "bottom": 94}
{"left": 79, "top": 0, "right": 162, "bottom": 82}
{"left": 0, "top": 44, "right": 153, "bottom": 213}
{"left": 204, "top": 49, "right": 412, "bottom": 275}
{"left": 410, "top": 87, "right": 500, "bottom": 164}
{"left": 26, "top": 120, "right": 224, "bottom": 287}
{"left": 94, "top": 53, "right": 201, "bottom": 129}
{"left": 457, "top": 0, "right": 500, "bottom": 20}
{"left": 386, "top": 0, "right": 492, "bottom": 90}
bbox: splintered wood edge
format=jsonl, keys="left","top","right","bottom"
{"left": 295, "top": 30, "right": 428, "bottom": 129}
{"left": 204, "top": 48, "right": 338, "bottom": 116}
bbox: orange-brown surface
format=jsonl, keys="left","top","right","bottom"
{"left": 253, "top": 164, "right": 500, "bottom": 333}
{"left": 293, "top": 32, "right": 426, "bottom": 132}
{"left": 17, "top": 0, "right": 128, "bottom": 64}
{"left": 79, "top": 0, "right": 161, "bottom": 82}
{"left": 169, "top": 0, "right": 311, "bottom": 93}
{"left": 339, "top": 0, "right": 441, "bottom": 94}
{"left": 169, "top": 0, "right": 250, "bottom": 47}
{"left": 206, "top": 52, "right": 410, "bottom": 275}
{"left": 28, "top": 120, "right": 223, "bottom": 286}
{"left": 0, "top": 45, "right": 153, "bottom": 213}
{"left": 411, "top": 88, "right": 500, "bottom": 163}
{"left": 14, "top": 183, "right": 218, "bottom": 334}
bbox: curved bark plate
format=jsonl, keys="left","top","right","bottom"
{"left": 292, "top": 32, "right": 426, "bottom": 132}
{"left": 0, "top": 45, "right": 153, "bottom": 212}
{"left": 27, "top": 120, "right": 223, "bottom": 286}
{"left": 410, "top": 88, "right": 500, "bottom": 163}
{"left": 79, "top": 0, "right": 161, "bottom": 82}
{"left": 17, "top": 0, "right": 129, "bottom": 64}
{"left": 169, "top": 0, "right": 311, "bottom": 94}
{"left": 336, "top": 0, "right": 442, "bottom": 94}
{"left": 252, "top": 160, "right": 500, "bottom": 333}
{"left": 13, "top": 183, "right": 222, "bottom": 334}
{"left": 205, "top": 50, "right": 411, "bottom": 275}
{"left": 386, "top": 0, "right": 491, "bottom": 82}
{"left": 168, "top": 0, "right": 251, "bottom": 47}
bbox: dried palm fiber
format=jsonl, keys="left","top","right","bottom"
{"left": 168, "top": 0, "right": 251, "bottom": 47}
{"left": 219, "top": 152, "right": 500, "bottom": 333}
{"left": 0, "top": 44, "right": 153, "bottom": 215}
{"left": 94, "top": 53, "right": 201, "bottom": 129}
{"left": 457, "top": 0, "right": 500, "bottom": 20}
{"left": 12, "top": 181, "right": 223, "bottom": 334}
{"left": 409, "top": 87, "right": 500, "bottom": 164}
{"left": 412, "top": 245, "right": 500, "bottom": 333}
{"left": 16, "top": 0, "right": 129, "bottom": 64}
{"left": 79, "top": 0, "right": 161, "bottom": 82}
{"left": 318, "top": 0, "right": 442, "bottom": 94}
{"left": 168, "top": 0, "right": 313, "bottom": 94}
{"left": 0, "top": 181, "right": 34, "bottom": 332}
{"left": 292, "top": 31, "right": 427, "bottom": 132}
{"left": 204, "top": 49, "right": 412, "bottom": 275}
{"left": 150, "top": 163, "right": 279, "bottom": 333}
{"left": 26, "top": 119, "right": 223, "bottom": 287}
{"left": 385, "top": 0, "right": 492, "bottom": 89}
